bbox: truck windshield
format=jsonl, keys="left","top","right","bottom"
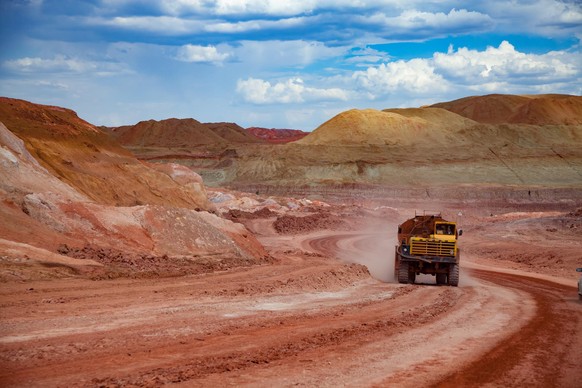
{"left": 436, "top": 224, "right": 455, "bottom": 235}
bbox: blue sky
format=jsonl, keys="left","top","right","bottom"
{"left": 0, "top": 1, "right": 581, "bottom": 131}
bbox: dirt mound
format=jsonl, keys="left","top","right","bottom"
{"left": 296, "top": 109, "right": 430, "bottom": 146}
{"left": 0, "top": 238, "right": 103, "bottom": 282}
{"left": 55, "top": 243, "right": 270, "bottom": 279}
{"left": 109, "top": 118, "right": 262, "bottom": 148}
{"left": 245, "top": 127, "right": 308, "bottom": 143}
{"left": 0, "top": 189, "right": 269, "bottom": 281}
{"left": 274, "top": 212, "right": 346, "bottom": 234}
{"left": 432, "top": 94, "right": 582, "bottom": 125}
{"left": 224, "top": 207, "right": 277, "bottom": 221}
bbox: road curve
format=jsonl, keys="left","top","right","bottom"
{"left": 435, "top": 269, "right": 582, "bottom": 387}
{"left": 303, "top": 231, "right": 582, "bottom": 387}
{"left": 0, "top": 230, "right": 580, "bottom": 387}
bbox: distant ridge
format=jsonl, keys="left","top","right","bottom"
{"left": 245, "top": 127, "right": 308, "bottom": 143}
{"left": 431, "top": 94, "right": 582, "bottom": 125}
{"left": 295, "top": 95, "right": 582, "bottom": 148}
{"left": 108, "top": 118, "right": 262, "bottom": 148}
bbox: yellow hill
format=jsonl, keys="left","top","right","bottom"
{"left": 297, "top": 109, "right": 438, "bottom": 146}
{"left": 296, "top": 108, "right": 476, "bottom": 146}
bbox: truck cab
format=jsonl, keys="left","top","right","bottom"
{"left": 433, "top": 222, "right": 458, "bottom": 240}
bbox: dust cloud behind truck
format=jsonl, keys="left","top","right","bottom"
{"left": 395, "top": 212, "right": 462, "bottom": 286}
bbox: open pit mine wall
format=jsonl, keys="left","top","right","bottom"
{"left": 228, "top": 184, "right": 582, "bottom": 207}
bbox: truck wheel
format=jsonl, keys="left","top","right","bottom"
{"left": 436, "top": 273, "right": 447, "bottom": 285}
{"left": 394, "top": 248, "right": 400, "bottom": 281}
{"left": 398, "top": 261, "right": 410, "bottom": 284}
{"left": 448, "top": 264, "right": 459, "bottom": 287}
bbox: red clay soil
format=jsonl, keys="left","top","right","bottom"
{"left": 435, "top": 269, "right": 582, "bottom": 388}
{"left": 1, "top": 205, "right": 581, "bottom": 387}
{"left": 54, "top": 243, "right": 273, "bottom": 280}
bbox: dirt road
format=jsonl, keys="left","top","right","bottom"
{"left": 1, "top": 228, "right": 581, "bottom": 387}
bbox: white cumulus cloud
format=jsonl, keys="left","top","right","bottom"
{"left": 348, "top": 40, "right": 581, "bottom": 99}
{"left": 236, "top": 77, "right": 348, "bottom": 104}
{"left": 352, "top": 59, "right": 449, "bottom": 98}
{"left": 434, "top": 41, "right": 579, "bottom": 83}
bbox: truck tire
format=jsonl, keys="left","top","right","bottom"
{"left": 448, "top": 264, "right": 459, "bottom": 287}
{"left": 398, "top": 261, "right": 410, "bottom": 284}
{"left": 436, "top": 273, "right": 447, "bottom": 285}
{"left": 394, "top": 247, "right": 400, "bottom": 281}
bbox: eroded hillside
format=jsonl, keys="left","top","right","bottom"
{"left": 0, "top": 98, "right": 270, "bottom": 280}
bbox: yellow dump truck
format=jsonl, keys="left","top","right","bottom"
{"left": 395, "top": 212, "right": 462, "bottom": 286}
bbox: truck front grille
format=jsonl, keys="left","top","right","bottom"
{"left": 410, "top": 239, "right": 456, "bottom": 257}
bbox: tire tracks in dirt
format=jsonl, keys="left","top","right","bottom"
{"left": 434, "top": 270, "right": 582, "bottom": 387}
{"left": 1, "top": 230, "right": 580, "bottom": 387}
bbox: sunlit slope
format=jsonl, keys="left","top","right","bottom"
{"left": 0, "top": 97, "right": 211, "bottom": 209}
{"left": 296, "top": 109, "right": 435, "bottom": 146}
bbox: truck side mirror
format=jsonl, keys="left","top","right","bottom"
{"left": 458, "top": 229, "right": 463, "bottom": 236}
